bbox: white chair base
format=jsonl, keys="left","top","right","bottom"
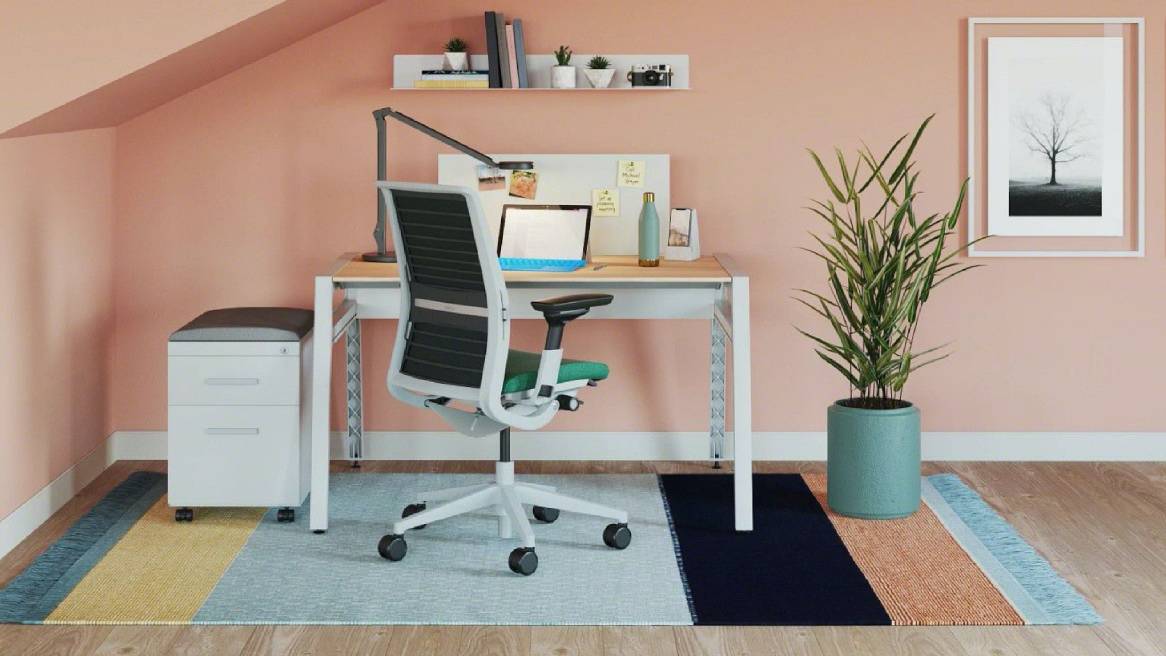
{"left": 391, "top": 462, "right": 629, "bottom": 549}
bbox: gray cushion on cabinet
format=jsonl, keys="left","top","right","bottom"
{"left": 170, "top": 307, "right": 314, "bottom": 342}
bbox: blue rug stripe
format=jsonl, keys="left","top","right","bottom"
{"left": 920, "top": 478, "right": 1049, "bottom": 623}
{"left": 0, "top": 471, "right": 166, "bottom": 623}
{"left": 926, "top": 474, "right": 1101, "bottom": 625}
{"left": 659, "top": 473, "right": 891, "bottom": 626}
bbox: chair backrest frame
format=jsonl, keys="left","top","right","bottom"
{"left": 378, "top": 181, "right": 510, "bottom": 409}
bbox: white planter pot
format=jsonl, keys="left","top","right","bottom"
{"left": 551, "top": 66, "right": 577, "bottom": 89}
{"left": 443, "top": 52, "right": 468, "bottom": 71}
{"left": 584, "top": 68, "right": 615, "bottom": 88}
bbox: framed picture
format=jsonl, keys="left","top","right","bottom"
{"left": 967, "top": 18, "right": 1144, "bottom": 257}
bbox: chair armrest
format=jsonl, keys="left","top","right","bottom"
{"left": 531, "top": 293, "right": 613, "bottom": 321}
{"left": 531, "top": 293, "right": 613, "bottom": 350}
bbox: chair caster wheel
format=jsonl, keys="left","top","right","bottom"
{"left": 378, "top": 534, "right": 407, "bottom": 561}
{"left": 402, "top": 503, "right": 427, "bottom": 529}
{"left": 603, "top": 523, "right": 631, "bottom": 549}
{"left": 532, "top": 506, "right": 559, "bottom": 523}
{"left": 174, "top": 508, "right": 194, "bottom": 522}
{"left": 276, "top": 507, "right": 295, "bottom": 523}
{"left": 508, "top": 547, "right": 538, "bottom": 576}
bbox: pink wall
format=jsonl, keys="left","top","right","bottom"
{"left": 0, "top": 129, "right": 116, "bottom": 520}
{"left": 111, "top": 0, "right": 1166, "bottom": 436}
{"left": 0, "top": 0, "right": 284, "bottom": 134}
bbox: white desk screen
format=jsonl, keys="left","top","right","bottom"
{"left": 499, "top": 206, "right": 589, "bottom": 260}
{"left": 438, "top": 153, "right": 670, "bottom": 256}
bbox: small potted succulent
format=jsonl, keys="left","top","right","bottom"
{"left": 443, "top": 37, "right": 468, "bottom": 71}
{"left": 551, "top": 45, "right": 575, "bottom": 88}
{"left": 799, "top": 115, "right": 984, "bottom": 519}
{"left": 584, "top": 55, "right": 615, "bottom": 88}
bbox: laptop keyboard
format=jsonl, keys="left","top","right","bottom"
{"left": 498, "top": 258, "right": 587, "bottom": 272}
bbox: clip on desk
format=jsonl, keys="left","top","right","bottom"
{"left": 309, "top": 254, "right": 753, "bottom": 532}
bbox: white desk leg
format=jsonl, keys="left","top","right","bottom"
{"left": 730, "top": 275, "right": 753, "bottom": 532}
{"left": 309, "top": 276, "right": 334, "bottom": 533}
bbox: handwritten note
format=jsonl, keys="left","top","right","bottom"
{"left": 592, "top": 188, "right": 619, "bottom": 217}
{"left": 618, "top": 160, "right": 645, "bottom": 188}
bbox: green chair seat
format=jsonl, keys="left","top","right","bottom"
{"left": 501, "top": 349, "right": 609, "bottom": 394}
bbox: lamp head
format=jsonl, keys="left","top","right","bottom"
{"left": 497, "top": 161, "right": 535, "bottom": 170}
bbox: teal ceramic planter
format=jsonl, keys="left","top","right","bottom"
{"left": 826, "top": 400, "right": 921, "bottom": 519}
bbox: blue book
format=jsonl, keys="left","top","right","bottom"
{"left": 512, "top": 19, "right": 529, "bottom": 88}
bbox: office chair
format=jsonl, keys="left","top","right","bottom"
{"left": 375, "top": 181, "right": 631, "bottom": 576}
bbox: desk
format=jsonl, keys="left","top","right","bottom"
{"left": 309, "top": 254, "right": 753, "bottom": 532}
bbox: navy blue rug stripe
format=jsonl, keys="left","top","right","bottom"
{"left": 658, "top": 473, "right": 891, "bottom": 626}
{"left": 0, "top": 471, "right": 166, "bottom": 623}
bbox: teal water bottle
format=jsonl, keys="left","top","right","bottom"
{"left": 638, "top": 191, "right": 660, "bottom": 267}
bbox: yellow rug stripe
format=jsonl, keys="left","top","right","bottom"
{"left": 46, "top": 496, "right": 264, "bottom": 623}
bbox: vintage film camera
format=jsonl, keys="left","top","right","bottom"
{"left": 627, "top": 64, "right": 673, "bottom": 87}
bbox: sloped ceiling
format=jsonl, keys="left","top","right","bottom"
{"left": 2, "top": 0, "right": 381, "bottom": 138}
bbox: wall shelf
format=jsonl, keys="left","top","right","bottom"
{"left": 392, "top": 54, "right": 690, "bottom": 91}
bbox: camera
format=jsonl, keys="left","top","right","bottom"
{"left": 627, "top": 64, "right": 673, "bottom": 87}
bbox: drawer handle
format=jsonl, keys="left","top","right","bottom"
{"left": 204, "top": 377, "right": 261, "bottom": 386}
{"left": 205, "top": 427, "right": 260, "bottom": 436}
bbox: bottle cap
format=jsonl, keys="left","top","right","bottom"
{"left": 643, "top": 192, "right": 655, "bottom": 202}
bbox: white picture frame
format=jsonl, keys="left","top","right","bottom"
{"left": 665, "top": 208, "right": 700, "bottom": 261}
{"left": 967, "top": 17, "right": 1144, "bottom": 257}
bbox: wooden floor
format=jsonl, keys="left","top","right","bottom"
{"left": 1, "top": 460, "right": 1163, "bottom": 655}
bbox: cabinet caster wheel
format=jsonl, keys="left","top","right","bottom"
{"left": 276, "top": 507, "right": 295, "bottom": 523}
{"left": 603, "top": 523, "right": 631, "bottom": 549}
{"left": 532, "top": 506, "right": 559, "bottom": 523}
{"left": 402, "top": 503, "right": 427, "bottom": 529}
{"left": 508, "top": 547, "right": 538, "bottom": 576}
{"left": 378, "top": 534, "right": 407, "bottom": 561}
{"left": 174, "top": 508, "right": 194, "bottom": 522}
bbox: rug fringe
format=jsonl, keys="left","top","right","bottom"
{"left": 655, "top": 475, "right": 697, "bottom": 624}
{"left": 926, "top": 474, "right": 1101, "bottom": 625}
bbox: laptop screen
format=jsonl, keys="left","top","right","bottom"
{"left": 497, "top": 205, "right": 592, "bottom": 260}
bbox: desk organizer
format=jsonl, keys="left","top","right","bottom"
{"left": 167, "top": 308, "right": 313, "bottom": 523}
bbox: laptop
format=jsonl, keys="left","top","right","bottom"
{"left": 496, "top": 204, "right": 592, "bottom": 272}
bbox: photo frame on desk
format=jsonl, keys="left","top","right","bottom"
{"left": 665, "top": 208, "right": 700, "bottom": 261}
{"left": 966, "top": 17, "right": 1144, "bottom": 257}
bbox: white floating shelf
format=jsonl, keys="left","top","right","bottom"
{"left": 392, "top": 54, "right": 690, "bottom": 90}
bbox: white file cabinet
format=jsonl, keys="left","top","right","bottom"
{"left": 167, "top": 308, "right": 313, "bottom": 523}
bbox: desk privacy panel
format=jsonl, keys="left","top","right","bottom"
{"left": 439, "top": 153, "right": 670, "bottom": 256}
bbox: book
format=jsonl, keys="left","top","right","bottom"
{"left": 421, "top": 73, "right": 489, "bottom": 81}
{"left": 484, "top": 12, "right": 501, "bottom": 88}
{"left": 512, "top": 19, "right": 528, "bottom": 88}
{"left": 421, "top": 70, "right": 490, "bottom": 75}
{"left": 494, "top": 11, "right": 512, "bottom": 88}
{"left": 505, "top": 24, "right": 520, "bottom": 89}
{"left": 413, "top": 80, "right": 490, "bottom": 89}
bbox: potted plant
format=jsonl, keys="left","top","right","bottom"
{"left": 798, "top": 115, "right": 983, "bottom": 519}
{"left": 443, "top": 37, "right": 468, "bottom": 71}
{"left": 552, "top": 45, "right": 575, "bottom": 88}
{"left": 584, "top": 55, "right": 615, "bottom": 88}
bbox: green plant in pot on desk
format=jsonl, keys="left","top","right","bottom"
{"left": 798, "top": 115, "right": 984, "bottom": 519}
{"left": 584, "top": 55, "right": 615, "bottom": 88}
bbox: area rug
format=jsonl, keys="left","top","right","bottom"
{"left": 0, "top": 472, "right": 1099, "bottom": 626}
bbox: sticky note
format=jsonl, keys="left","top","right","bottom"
{"left": 592, "top": 188, "right": 619, "bottom": 217}
{"left": 618, "top": 160, "right": 645, "bottom": 188}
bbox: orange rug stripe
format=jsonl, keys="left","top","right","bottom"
{"left": 803, "top": 474, "right": 1023, "bottom": 626}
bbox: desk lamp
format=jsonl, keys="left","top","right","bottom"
{"left": 362, "top": 107, "right": 535, "bottom": 263}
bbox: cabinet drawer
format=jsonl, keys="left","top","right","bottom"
{"left": 167, "top": 405, "right": 303, "bottom": 507}
{"left": 169, "top": 356, "right": 298, "bottom": 405}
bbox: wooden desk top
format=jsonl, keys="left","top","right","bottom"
{"left": 332, "top": 255, "right": 731, "bottom": 284}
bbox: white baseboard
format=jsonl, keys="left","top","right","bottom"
{"left": 3, "top": 429, "right": 1163, "bottom": 561}
{"left": 0, "top": 435, "right": 117, "bottom": 560}
{"left": 111, "top": 429, "right": 1166, "bottom": 462}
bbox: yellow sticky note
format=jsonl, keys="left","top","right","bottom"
{"left": 618, "top": 160, "right": 645, "bottom": 188}
{"left": 592, "top": 188, "right": 619, "bottom": 217}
